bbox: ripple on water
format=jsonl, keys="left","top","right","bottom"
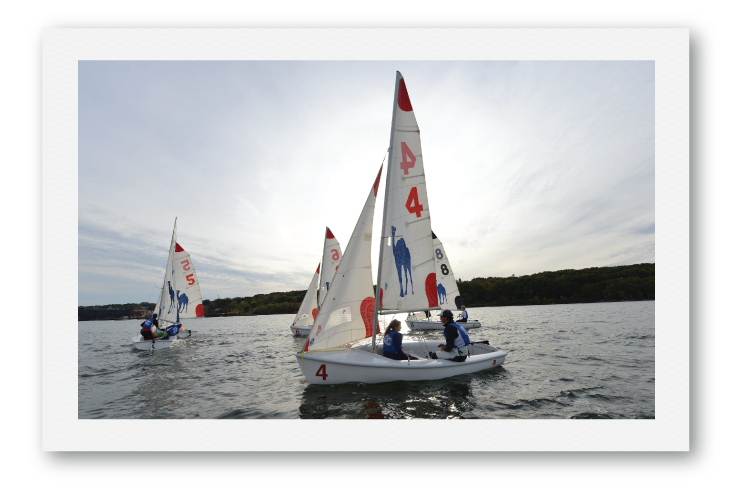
{"left": 78, "top": 302, "right": 655, "bottom": 419}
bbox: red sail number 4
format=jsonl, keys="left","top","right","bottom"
{"left": 400, "top": 142, "right": 416, "bottom": 175}
{"left": 405, "top": 187, "right": 424, "bottom": 218}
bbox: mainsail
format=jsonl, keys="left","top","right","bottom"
{"left": 378, "top": 73, "right": 438, "bottom": 313}
{"left": 318, "top": 228, "right": 342, "bottom": 308}
{"left": 154, "top": 220, "right": 204, "bottom": 324}
{"left": 432, "top": 231, "right": 463, "bottom": 310}
{"left": 304, "top": 168, "right": 382, "bottom": 352}
{"left": 292, "top": 264, "right": 320, "bottom": 328}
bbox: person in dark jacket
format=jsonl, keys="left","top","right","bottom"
{"left": 140, "top": 314, "right": 159, "bottom": 340}
{"left": 382, "top": 319, "right": 417, "bottom": 360}
{"left": 437, "top": 309, "right": 471, "bottom": 362}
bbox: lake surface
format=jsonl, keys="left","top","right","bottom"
{"left": 78, "top": 301, "right": 655, "bottom": 419}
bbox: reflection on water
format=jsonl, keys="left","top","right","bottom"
{"left": 299, "top": 371, "right": 508, "bottom": 419}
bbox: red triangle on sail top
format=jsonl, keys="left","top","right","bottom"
{"left": 175, "top": 242, "right": 184, "bottom": 252}
{"left": 397, "top": 78, "right": 413, "bottom": 112}
{"left": 326, "top": 228, "right": 335, "bottom": 239}
{"left": 373, "top": 166, "right": 383, "bottom": 197}
{"left": 316, "top": 263, "right": 320, "bottom": 274}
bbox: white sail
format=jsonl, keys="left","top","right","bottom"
{"left": 432, "top": 231, "right": 463, "bottom": 310}
{"left": 155, "top": 221, "right": 204, "bottom": 324}
{"left": 379, "top": 73, "right": 438, "bottom": 313}
{"left": 304, "top": 168, "right": 382, "bottom": 352}
{"left": 292, "top": 264, "right": 320, "bottom": 328}
{"left": 154, "top": 223, "right": 177, "bottom": 323}
{"left": 318, "top": 227, "right": 342, "bottom": 307}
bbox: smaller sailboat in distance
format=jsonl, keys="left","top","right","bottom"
{"left": 291, "top": 228, "right": 342, "bottom": 336}
{"left": 133, "top": 219, "right": 204, "bottom": 350}
{"left": 406, "top": 232, "right": 481, "bottom": 330}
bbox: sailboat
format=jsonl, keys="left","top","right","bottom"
{"left": 132, "top": 219, "right": 204, "bottom": 350}
{"left": 405, "top": 232, "right": 481, "bottom": 330}
{"left": 290, "top": 228, "right": 342, "bottom": 336}
{"left": 295, "top": 72, "right": 506, "bottom": 384}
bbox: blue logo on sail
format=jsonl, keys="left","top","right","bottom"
{"left": 438, "top": 283, "right": 447, "bottom": 305}
{"left": 391, "top": 226, "right": 413, "bottom": 297}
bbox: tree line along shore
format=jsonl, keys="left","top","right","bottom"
{"left": 78, "top": 263, "right": 654, "bottom": 320}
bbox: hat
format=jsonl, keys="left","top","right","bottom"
{"left": 153, "top": 313, "right": 158, "bottom": 318}
{"left": 440, "top": 309, "right": 454, "bottom": 318}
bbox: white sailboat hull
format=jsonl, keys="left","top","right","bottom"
{"left": 296, "top": 340, "right": 506, "bottom": 385}
{"left": 406, "top": 320, "right": 481, "bottom": 330}
{"left": 131, "top": 335, "right": 178, "bottom": 351}
{"left": 291, "top": 325, "right": 312, "bottom": 337}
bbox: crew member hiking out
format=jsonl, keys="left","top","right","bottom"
{"left": 140, "top": 314, "right": 159, "bottom": 341}
{"left": 434, "top": 309, "right": 471, "bottom": 362}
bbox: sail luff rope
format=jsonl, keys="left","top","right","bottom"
{"left": 371, "top": 72, "right": 401, "bottom": 352}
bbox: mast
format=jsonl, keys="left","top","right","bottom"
{"left": 371, "top": 72, "right": 401, "bottom": 351}
{"left": 156, "top": 217, "right": 177, "bottom": 322}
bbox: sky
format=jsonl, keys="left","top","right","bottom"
{"left": 78, "top": 60, "right": 654, "bottom": 306}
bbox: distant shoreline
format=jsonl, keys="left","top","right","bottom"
{"left": 78, "top": 298, "right": 655, "bottom": 321}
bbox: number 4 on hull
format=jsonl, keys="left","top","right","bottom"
{"left": 316, "top": 364, "right": 328, "bottom": 380}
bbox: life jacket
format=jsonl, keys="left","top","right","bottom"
{"left": 142, "top": 318, "right": 155, "bottom": 330}
{"left": 383, "top": 331, "right": 398, "bottom": 354}
{"left": 444, "top": 323, "right": 471, "bottom": 350}
{"left": 166, "top": 324, "right": 180, "bottom": 336}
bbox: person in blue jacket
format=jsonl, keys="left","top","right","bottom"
{"left": 140, "top": 314, "right": 159, "bottom": 340}
{"left": 382, "top": 319, "right": 417, "bottom": 360}
{"left": 437, "top": 309, "right": 471, "bottom": 362}
{"left": 165, "top": 323, "right": 181, "bottom": 337}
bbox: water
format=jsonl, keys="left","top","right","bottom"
{"left": 78, "top": 301, "right": 655, "bottom": 419}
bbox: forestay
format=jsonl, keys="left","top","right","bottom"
{"left": 379, "top": 74, "right": 438, "bottom": 313}
{"left": 154, "top": 221, "right": 204, "bottom": 323}
{"left": 319, "top": 228, "right": 342, "bottom": 308}
{"left": 432, "top": 232, "right": 463, "bottom": 310}
{"left": 292, "top": 264, "right": 320, "bottom": 328}
{"left": 304, "top": 168, "right": 382, "bottom": 352}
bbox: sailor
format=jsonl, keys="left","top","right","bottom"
{"left": 165, "top": 323, "right": 181, "bottom": 337}
{"left": 457, "top": 305, "right": 469, "bottom": 323}
{"left": 382, "top": 319, "right": 417, "bottom": 360}
{"left": 436, "top": 310, "right": 471, "bottom": 362}
{"left": 140, "top": 314, "right": 159, "bottom": 340}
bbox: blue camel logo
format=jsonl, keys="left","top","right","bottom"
{"left": 437, "top": 283, "right": 447, "bottom": 305}
{"left": 176, "top": 290, "right": 189, "bottom": 313}
{"left": 167, "top": 280, "right": 176, "bottom": 313}
{"left": 391, "top": 226, "right": 413, "bottom": 297}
